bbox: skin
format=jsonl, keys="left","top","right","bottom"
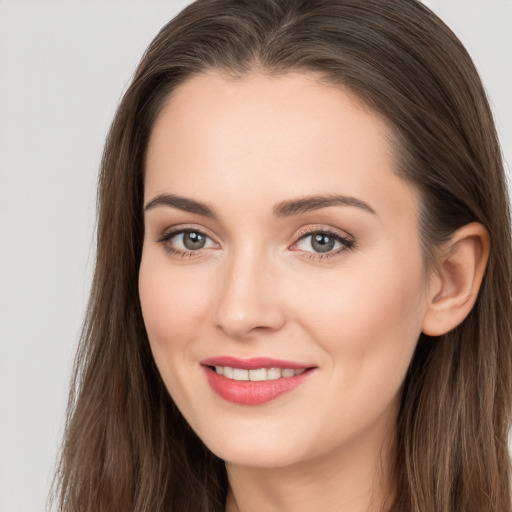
{"left": 139, "top": 71, "right": 488, "bottom": 512}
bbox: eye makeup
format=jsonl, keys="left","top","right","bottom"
{"left": 155, "top": 222, "right": 355, "bottom": 262}
{"left": 290, "top": 226, "right": 355, "bottom": 261}
{"left": 155, "top": 225, "right": 219, "bottom": 258}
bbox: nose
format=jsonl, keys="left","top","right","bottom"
{"left": 213, "top": 249, "right": 287, "bottom": 340}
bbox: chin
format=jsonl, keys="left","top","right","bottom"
{"left": 193, "top": 418, "right": 324, "bottom": 469}
{"left": 211, "top": 440, "right": 307, "bottom": 469}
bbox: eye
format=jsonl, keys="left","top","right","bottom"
{"left": 293, "top": 229, "right": 354, "bottom": 258}
{"left": 157, "top": 228, "right": 218, "bottom": 255}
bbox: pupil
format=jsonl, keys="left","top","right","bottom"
{"left": 311, "top": 233, "right": 335, "bottom": 253}
{"left": 183, "top": 231, "right": 206, "bottom": 250}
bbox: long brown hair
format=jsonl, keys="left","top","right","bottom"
{"left": 52, "top": 1, "right": 512, "bottom": 510}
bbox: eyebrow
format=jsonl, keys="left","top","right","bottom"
{"left": 144, "top": 194, "right": 216, "bottom": 217}
{"left": 273, "top": 194, "right": 376, "bottom": 217}
{"left": 144, "top": 193, "right": 376, "bottom": 217}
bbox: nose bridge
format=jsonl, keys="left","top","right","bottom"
{"left": 213, "top": 241, "right": 285, "bottom": 339}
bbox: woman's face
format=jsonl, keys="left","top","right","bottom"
{"left": 139, "top": 71, "right": 432, "bottom": 468}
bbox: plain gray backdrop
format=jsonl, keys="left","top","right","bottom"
{"left": 0, "top": 1, "right": 510, "bottom": 511}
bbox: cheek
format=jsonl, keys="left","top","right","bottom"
{"left": 138, "top": 251, "right": 212, "bottom": 354}
{"left": 291, "top": 252, "right": 427, "bottom": 385}
{"left": 272, "top": 256, "right": 427, "bottom": 452}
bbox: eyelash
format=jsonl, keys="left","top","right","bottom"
{"left": 156, "top": 226, "right": 217, "bottom": 259}
{"left": 155, "top": 226, "right": 355, "bottom": 261}
{"left": 292, "top": 227, "right": 355, "bottom": 261}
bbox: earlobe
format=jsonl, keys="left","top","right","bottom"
{"left": 422, "top": 222, "right": 490, "bottom": 336}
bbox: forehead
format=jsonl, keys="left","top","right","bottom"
{"left": 144, "top": 70, "right": 418, "bottom": 224}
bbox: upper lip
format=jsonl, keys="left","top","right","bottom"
{"left": 200, "top": 356, "right": 314, "bottom": 370}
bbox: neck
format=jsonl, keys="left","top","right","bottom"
{"left": 224, "top": 417, "right": 396, "bottom": 512}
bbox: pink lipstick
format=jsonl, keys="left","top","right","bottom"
{"left": 201, "top": 357, "right": 315, "bottom": 405}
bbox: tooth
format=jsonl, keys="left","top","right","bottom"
{"left": 217, "top": 365, "right": 306, "bottom": 381}
{"left": 249, "top": 368, "right": 268, "bottom": 381}
{"left": 233, "top": 368, "right": 249, "bottom": 381}
{"left": 267, "top": 368, "right": 281, "bottom": 380}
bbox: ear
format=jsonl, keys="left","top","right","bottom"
{"left": 422, "top": 222, "right": 490, "bottom": 336}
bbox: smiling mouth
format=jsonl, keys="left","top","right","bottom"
{"left": 201, "top": 358, "right": 315, "bottom": 405}
{"left": 210, "top": 366, "right": 307, "bottom": 381}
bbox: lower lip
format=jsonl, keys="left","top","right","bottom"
{"left": 203, "top": 367, "right": 313, "bottom": 405}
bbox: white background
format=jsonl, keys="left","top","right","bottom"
{"left": 0, "top": 1, "right": 510, "bottom": 511}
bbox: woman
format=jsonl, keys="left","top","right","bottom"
{"left": 53, "top": 0, "right": 512, "bottom": 511}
